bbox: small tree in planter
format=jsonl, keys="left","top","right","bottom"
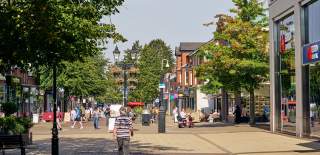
{"left": 1, "top": 102, "right": 18, "bottom": 117}
{"left": 0, "top": 116, "right": 25, "bottom": 135}
{"left": 0, "top": 102, "right": 33, "bottom": 144}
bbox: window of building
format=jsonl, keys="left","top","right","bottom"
{"left": 306, "top": 0, "right": 320, "bottom": 44}
{"left": 277, "top": 14, "right": 296, "bottom": 132}
{"left": 305, "top": 0, "right": 320, "bottom": 137}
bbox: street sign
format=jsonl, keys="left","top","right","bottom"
{"left": 159, "top": 83, "right": 165, "bottom": 89}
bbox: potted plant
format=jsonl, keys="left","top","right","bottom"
{"left": 0, "top": 102, "right": 33, "bottom": 144}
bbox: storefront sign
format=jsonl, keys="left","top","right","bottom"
{"left": 303, "top": 40, "right": 320, "bottom": 64}
{"left": 159, "top": 83, "right": 165, "bottom": 89}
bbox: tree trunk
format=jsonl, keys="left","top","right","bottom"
{"left": 235, "top": 90, "right": 241, "bottom": 106}
{"left": 249, "top": 90, "right": 255, "bottom": 125}
{"left": 64, "top": 89, "right": 69, "bottom": 112}
{"left": 221, "top": 88, "right": 228, "bottom": 123}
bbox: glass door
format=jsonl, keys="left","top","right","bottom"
{"left": 278, "top": 14, "right": 296, "bottom": 132}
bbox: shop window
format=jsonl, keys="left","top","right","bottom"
{"left": 305, "top": 0, "right": 320, "bottom": 137}
{"left": 306, "top": 0, "right": 320, "bottom": 44}
{"left": 277, "top": 14, "right": 296, "bottom": 132}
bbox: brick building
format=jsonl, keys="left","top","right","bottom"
{"left": 0, "top": 67, "right": 39, "bottom": 116}
{"left": 175, "top": 42, "right": 205, "bottom": 112}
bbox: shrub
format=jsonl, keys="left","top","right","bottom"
{"left": 1, "top": 102, "right": 18, "bottom": 116}
{"left": 16, "top": 117, "right": 33, "bottom": 131}
{"left": 0, "top": 116, "right": 33, "bottom": 135}
{"left": 133, "top": 106, "right": 143, "bottom": 116}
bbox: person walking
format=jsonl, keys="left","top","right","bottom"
{"left": 70, "top": 108, "right": 77, "bottom": 125}
{"left": 173, "top": 107, "right": 178, "bottom": 123}
{"left": 113, "top": 107, "right": 133, "bottom": 155}
{"left": 104, "top": 104, "right": 111, "bottom": 128}
{"left": 233, "top": 105, "right": 241, "bottom": 124}
{"left": 93, "top": 107, "right": 100, "bottom": 129}
{"left": 71, "top": 106, "right": 83, "bottom": 129}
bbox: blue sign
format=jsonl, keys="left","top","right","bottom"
{"left": 303, "top": 40, "right": 320, "bottom": 65}
{"left": 159, "top": 83, "right": 165, "bottom": 89}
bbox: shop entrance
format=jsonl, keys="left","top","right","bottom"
{"left": 309, "top": 64, "right": 320, "bottom": 137}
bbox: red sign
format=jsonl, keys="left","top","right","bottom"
{"left": 127, "top": 102, "right": 144, "bottom": 107}
{"left": 308, "top": 46, "right": 313, "bottom": 61}
{"left": 42, "top": 112, "right": 64, "bottom": 121}
{"left": 280, "top": 35, "right": 286, "bottom": 53}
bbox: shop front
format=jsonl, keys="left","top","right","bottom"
{"left": 270, "top": 0, "right": 320, "bottom": 137}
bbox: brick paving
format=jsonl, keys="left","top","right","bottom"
{"left": 3, "top": 117, "right": 320, "bottom": 155}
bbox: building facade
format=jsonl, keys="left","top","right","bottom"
{"left": 0, "top": 68, "right": 39, "bottom": 116}
{"left": 269, "top": 0, "right": 320, "bottom": 137}
{"left": 175, "top": 42, "right": 204, "bottom": 112}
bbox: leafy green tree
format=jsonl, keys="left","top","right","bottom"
{"left": 40, "top": 53, "right": 111, "bottom": 102}
{"left": 134, "top": 39, "right": 174, "bottom": 104}
{"left": 197, "top": 0, "right": 268, "bottom": 124}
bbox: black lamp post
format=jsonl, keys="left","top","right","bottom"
{"left": 113, "top": 46, "right": 138, "bottom": 107}
{"left": 158, "top": 59, "right": 169, "bottom": 133}
{"left": 52, "top": 65, "right": 59, "bottom": 155}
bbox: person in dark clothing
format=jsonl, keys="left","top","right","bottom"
{"left": 233, "top": 105, "right": 241, "bottom": 124}
{"left": 104, "top": 104, "right": 111, "bottom": 127}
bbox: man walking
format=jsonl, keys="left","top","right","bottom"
{"left": 113, "top": 107, "right": 133, "bottom": 155}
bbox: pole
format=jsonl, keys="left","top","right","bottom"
{"left": 167, "top": 75, "right": 171, "bottom": 115}
{"left": 52, "top": 65, "right": 59, "bottom": 155}
{"left": 123, "top": 65, "right": 128, "bottom": 107}
{"left": 158, "top": 74, "right": 166, "bottom": 133}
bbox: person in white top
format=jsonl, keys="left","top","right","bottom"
{"left": 70, "top": 108, "right": 77, "bottom": 124}
{"left": 173, "top": 107, "right": 178, "bottom": 123}
{"left": 180, "top": 109, "right": 186, "bottom": 119}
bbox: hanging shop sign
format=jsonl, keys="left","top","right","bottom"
{"left": 159, "top": 83, "right": 165, "bottom": 89}
{"left": 303, "top": 40, "right": 320, "bottom": 65}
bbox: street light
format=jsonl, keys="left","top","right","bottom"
{"left": 113, "top": 46, "right": 138, "bottom": 107}
{"left": 159, "top": 59, "right": 169, "bottom": 133}
{"left": 113, "top": 46, "right": 121, "bottom": 62}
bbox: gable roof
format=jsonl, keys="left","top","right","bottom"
{"left": 179, "top": 42, "right": 204, "bottom": 51}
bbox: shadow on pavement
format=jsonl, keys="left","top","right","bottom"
{"left": 130, "top": 140, "right": 193, "bottom": 154}
{"left": 297, "top": 140, "right": 320, "bottom": 152}
{"left": 193, "top": 122, "right": 235, "bottom": 128}
{"left": 251, "top": 122, "right": 270, "bottom": 131}
{"left": 6, "top": 137, "right": 193, "bottom": 155}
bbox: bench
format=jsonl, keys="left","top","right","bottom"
{"left": 0, "top": 134, "right": 26, "bottom": 155}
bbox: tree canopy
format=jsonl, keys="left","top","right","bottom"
{"left": 0, "top": 0, "right": 125, "bottom": 69}
{"left": 133, "top": 39, "right": 174, "bottom": 103}
{"left": 197, "top": 0, "right": 268, "bottom": 94}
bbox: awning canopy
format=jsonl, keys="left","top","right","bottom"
{"left": 128, "top": 102, "right": 144, "bottom": 106}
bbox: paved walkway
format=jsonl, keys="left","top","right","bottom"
{"left": 4, "top": 118, "right": 320, "bottom": 155}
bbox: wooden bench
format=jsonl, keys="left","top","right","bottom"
{"left": 0, "top": 134, "right": 26, "bottom": 155}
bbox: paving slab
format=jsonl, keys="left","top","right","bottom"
{"left": 130, "top": 134, "right": 226, "bottom": 154}
{"left": 198, "top": 132, "right": 320, "bottom": 155}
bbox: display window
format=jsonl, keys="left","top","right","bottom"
{"left": 276, "top": 14, "right": 296, "bottom": 132}
{"left": 305, "top": 0, "right": 320, "bottom": 137}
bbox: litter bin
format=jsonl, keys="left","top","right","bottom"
{"left": 142, "top": 109, "right": 151, "bottom": 126}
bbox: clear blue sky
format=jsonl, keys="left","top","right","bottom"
{"left": 103, "top": 0, "right": 235, "bottom": 61}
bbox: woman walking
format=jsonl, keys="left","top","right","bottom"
{"left": 93, "top": 107, "right": 100, "bottom": 129}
